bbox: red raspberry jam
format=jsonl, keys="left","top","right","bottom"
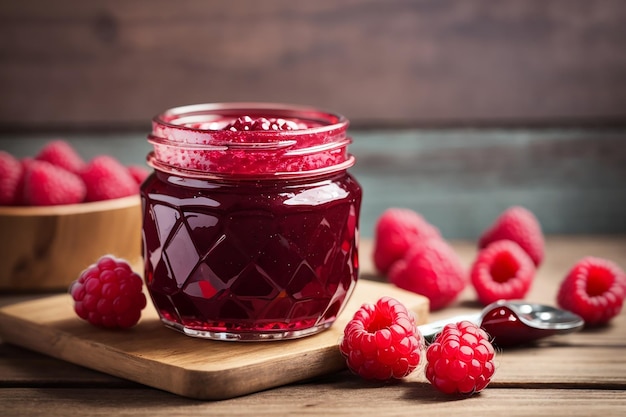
{"left": 141, "top": 103, "right": 362, "bottom": 341}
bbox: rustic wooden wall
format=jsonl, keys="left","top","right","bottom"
{"left": 1, "top": 0, "right": 626, "bottom": 130}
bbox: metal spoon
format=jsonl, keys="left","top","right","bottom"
{"left": 418, "top": 300, "right": 585, "bottom": 347}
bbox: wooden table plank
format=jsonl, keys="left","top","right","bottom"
{"left": 1, "top": 386, "right": 625, "bottom": 417}
{"left": 0, "top": 344, "right": 136, "bottom": 388}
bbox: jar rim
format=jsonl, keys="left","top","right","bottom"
{"left": 153, "top": 102, "right": 349, "bottom": 137}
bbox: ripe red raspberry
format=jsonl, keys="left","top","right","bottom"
{"left": 23, "top": 160, "right": 86, "bottom": 206}
{"left": 425, "top": 320, "right": 496, "bottom": 395}
{"left": 80, "top": 156, "right": 138, "bottom": 202}
{"left": 128, "top": 165, "right": 150, "bottom": 185}
{"left": 35, "top": 140, "right": 86, "bottom": 174}
{"left": 224, "top": 116, "right": 301, "bottom": 131}
{"left": 69, "top": 255, "right": 147, "bottom": 329}
{"left": 373, "top": 208, "right": 441, "bottom": 275}
{"left": 0, "top": 150, "right": 23, "bottom": 205}
{"left": 340, "top": 296, "right": 424, "bottom": 380}
{"left": 470, "top": 240, "right": 536, "bottom": 306}
{"left": 557, "top": 257, "right": 626, "bottom": 326}
{"left": 389, "top": 239, "right": 466, "bottom": 311}
{"left": 14, "top": 158, "right": 35, "bottom": 205}
{"left": 478, "top": 206, "right": 544, "bottom": 266}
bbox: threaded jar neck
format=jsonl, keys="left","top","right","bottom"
{"left": 147, "top": 103, "right": 354, "bottom": 180}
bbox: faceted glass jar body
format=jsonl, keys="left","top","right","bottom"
{"left": 141, "top": 103, "right": 362, "bottom": 341}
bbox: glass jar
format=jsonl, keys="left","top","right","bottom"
{"left": 141, "top": 103, "right": 362, "bottom": 341}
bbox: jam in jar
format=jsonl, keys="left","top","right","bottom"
{"left": 141, "top": 103, "right": 362, "bottom": 341}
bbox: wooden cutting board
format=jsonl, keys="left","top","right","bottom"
{"left": 0, "top": 280, "right": 428, "bottom": 400}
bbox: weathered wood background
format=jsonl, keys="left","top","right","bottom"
{"left": 1, "top": 0, "right": 626, "bottom": 129}
{"left": 1, "top": 1, "right": 625, "bottom": 238}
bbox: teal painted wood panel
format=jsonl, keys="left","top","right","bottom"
{"left": 1, "top": 129, "right": 625, "bottom": 238}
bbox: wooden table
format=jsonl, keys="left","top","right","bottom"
{"left": 1, "top": 236, "right": 625, "bottom": 416}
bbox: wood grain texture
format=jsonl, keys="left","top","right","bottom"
{"left": 1, "top": 387, "right": 625, "bottom": 417}
{"left": 0, "top": 344, "right": 138, "bottom": 387}
{"left": 0, "top": 196, "right": 142, "bottom": 291}
{"left": 0, "top": 280, "right": 429, "bottom": 400}
{"left": 1, "top": 1, "right": 626, "bottom": 129}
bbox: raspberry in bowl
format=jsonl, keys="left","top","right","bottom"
{"left": 141, "top": 103, "right": 362, "bottom": 341}
{"left": 0, "top": 143, "right": 145, "bottom": 291}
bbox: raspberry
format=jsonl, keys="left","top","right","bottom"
{"left": 15, "top": 158, "right": 35, "bottom": 205}
{"left": 69, "top": 255, "right": 147, "bottom": 329}
{"left": 425, "top": 320, "right": 496, "bottom": 395}
{"left": 373, "top": 208, "right": 441, "bottom": 275}
{"left": 478, "top": 206, "right": 544, "bottom": 266}
{"left": 224, "top": 116, "right": 301, "bottom": 131}
{"left": 388, "top": 239, "right": 466, "bottom": 311}
{"left": 557, "top": 257, "right": 626, "bottom": 326}
{"left": 80, "top": 156, "right": 138, "bottom": 202}
{"left": 23, "top": 160, "right": 86, "bottom": 206}
{"left": 35, "top": 140, "right": 86, "bottom": 174}
{"left": 339, "top": 296, "right": 424, "bottom": 380}
{"left": 0, "top": 150, "right": 23, "bottom": 205}
{"left": 470, "top": 240, "right": 536, "bottom": 306}
{"left": 128, "top": 165, "right": 150, "bottom": 185}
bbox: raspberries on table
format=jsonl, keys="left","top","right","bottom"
{"left": 557, "top": 257, "right": 626, "bottom": 326}
{"left": 0, "top": 140, "right": 148, "bottom": 206}
{"left": 470, "top": 240, "right": 536, "bottom": 306}
{"left": 373, "top": 208, "right": 441, "bottom": 275}
{"left": 389, "top": 239, "right": 467, "bottom": 311}
{"left": 478, "top": 206, "right": 545, "bottom": 266}
{"left": 339, "top": 300, "right": 497, "bottom": 395}
{"left": 69, "top": 255, "right": 147, "bottom": 329}
{"left": 425, "top": 320, "right": 496, "bottom": 395}
{"left": 373, "top": 208, "right": 465, "bottom": 310}
{"left": 340, "top": 297, "right": 424, "bottom": 381}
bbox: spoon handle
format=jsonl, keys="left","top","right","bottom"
{"left": 418, "top": 313, "right": 482, "bottom": 343}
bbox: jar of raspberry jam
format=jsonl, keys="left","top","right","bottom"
{"left": 141, "top": 103, "right": 362, "bottom": 341}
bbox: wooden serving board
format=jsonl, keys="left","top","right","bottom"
{"left": 0, "top": 280, "right": 428, "bottom": 400}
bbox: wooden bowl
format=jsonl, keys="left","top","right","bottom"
{"left": 0, "top": 196, "right": 142, "bottom": 292}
